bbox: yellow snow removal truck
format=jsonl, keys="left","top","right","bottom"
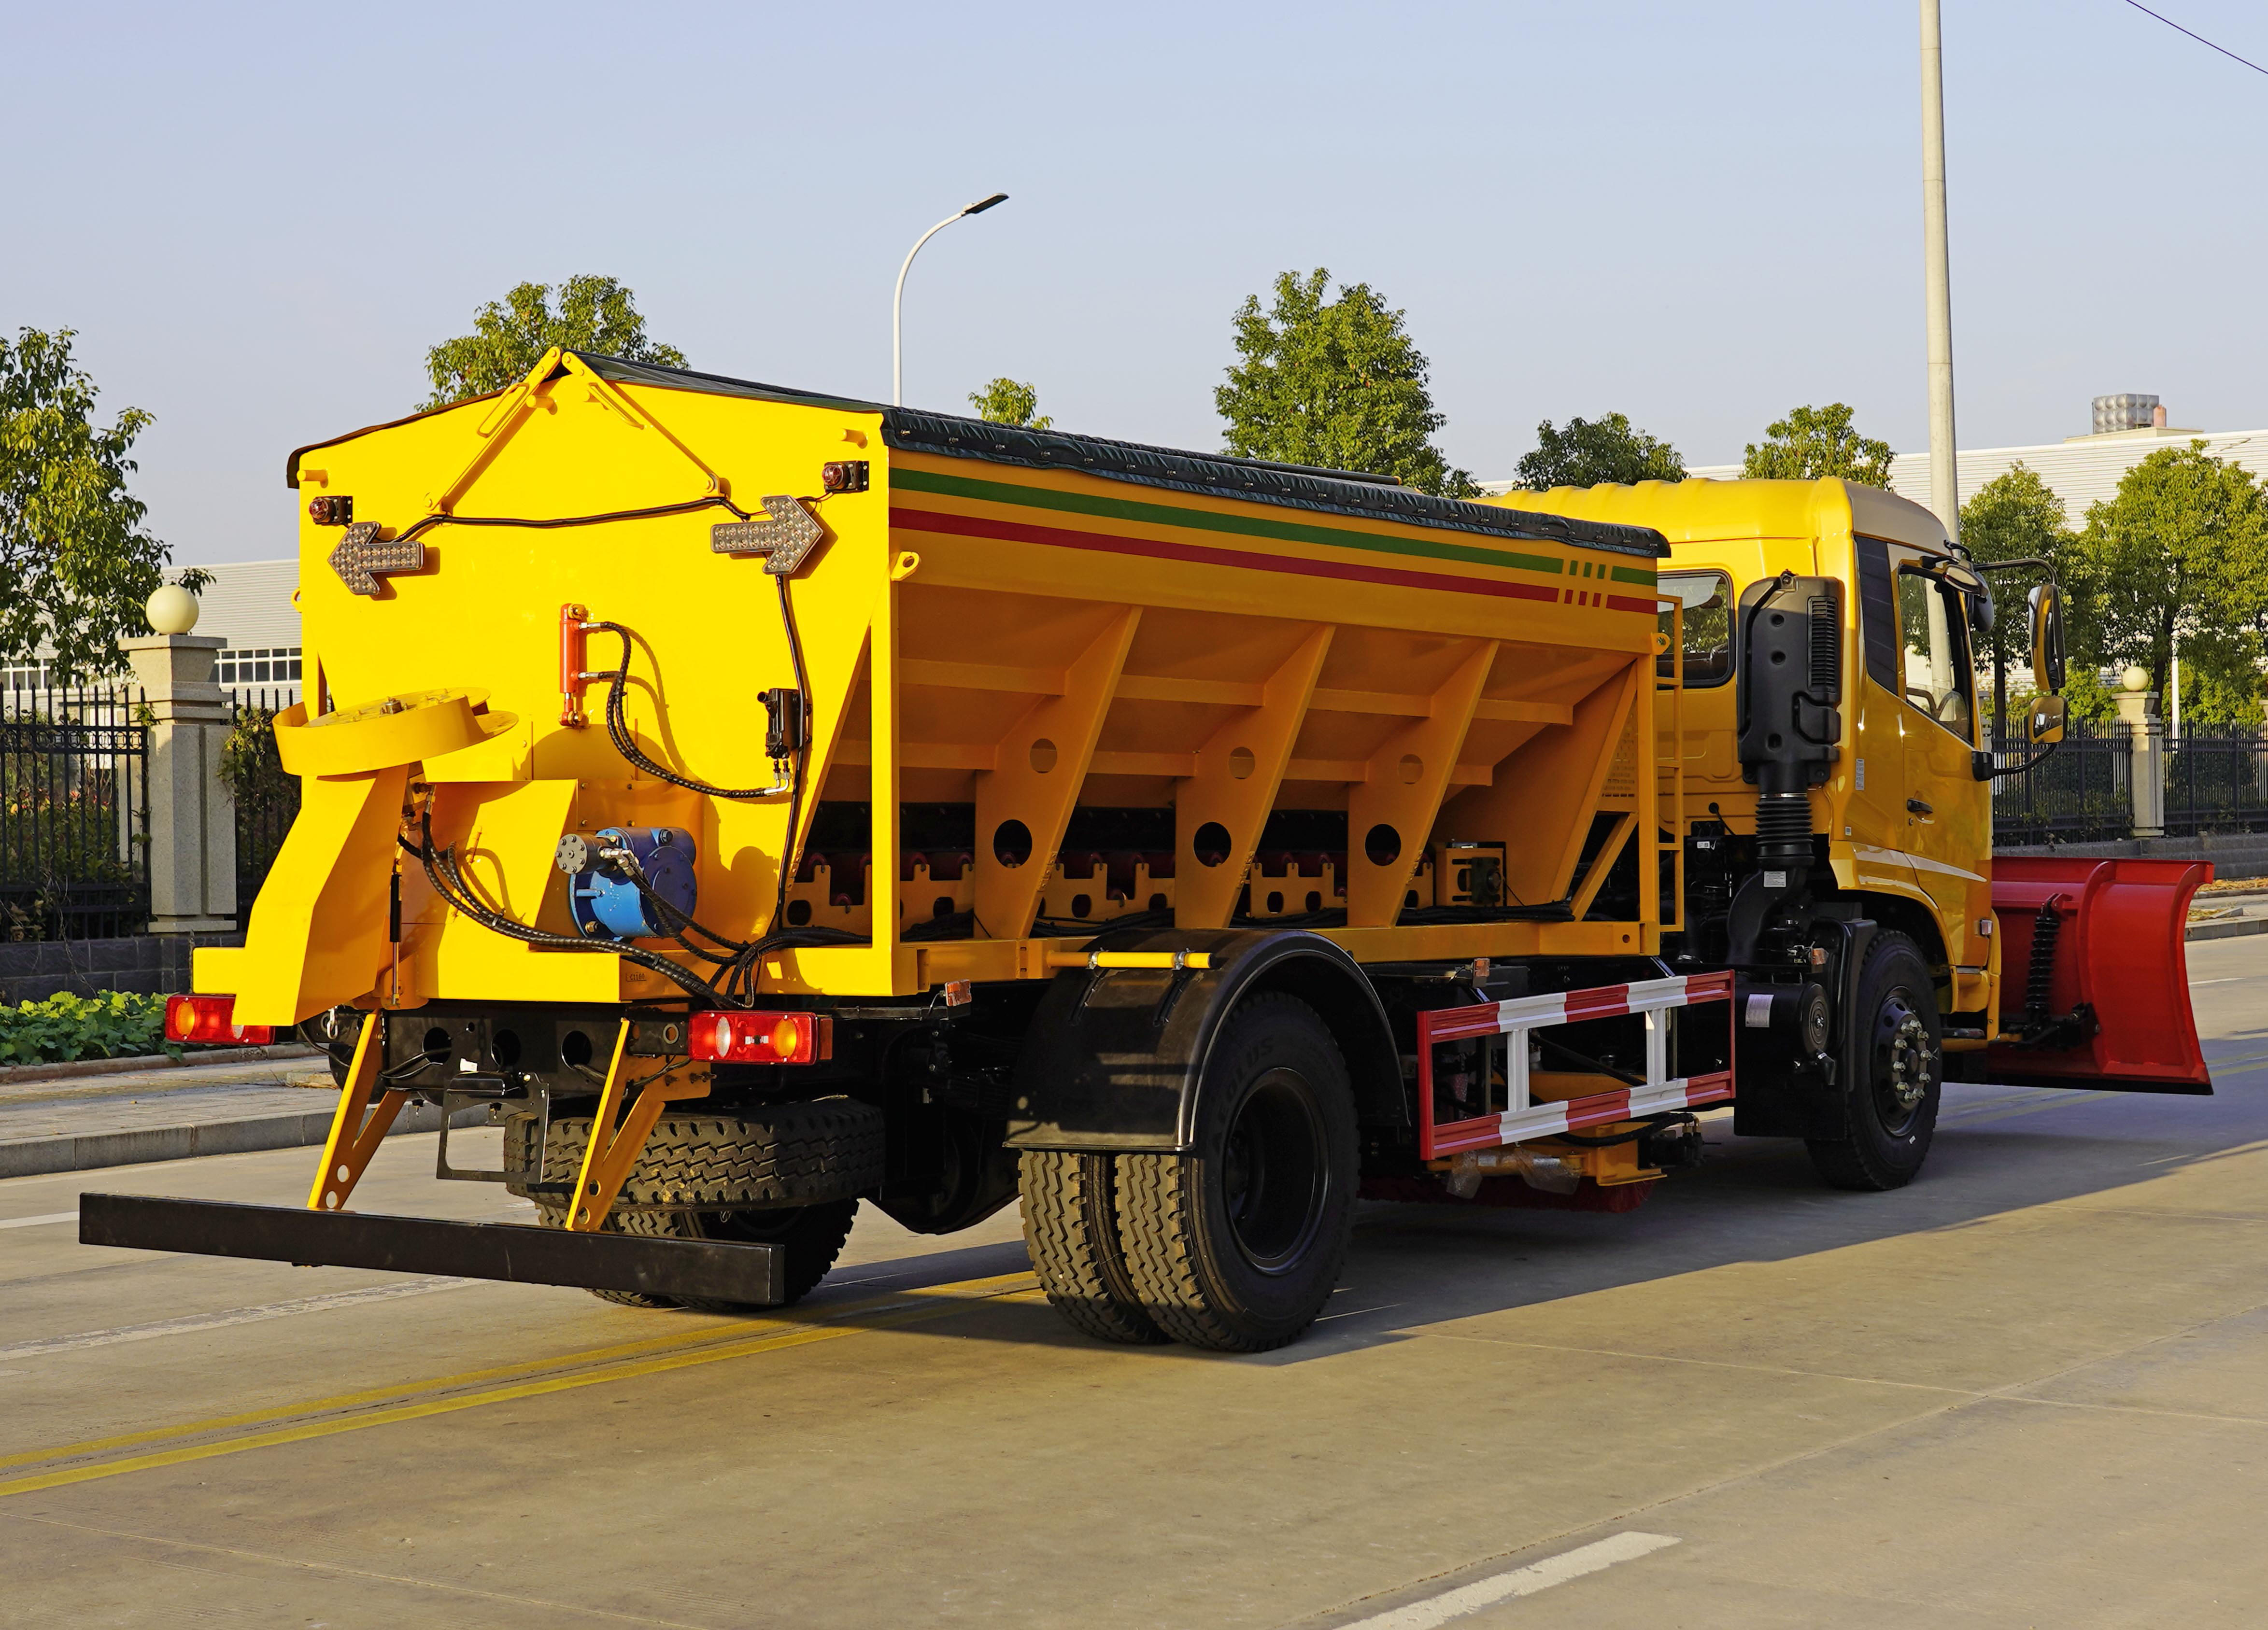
{"left": 82, "top": 349, "right": 2214, "bottom": 1351}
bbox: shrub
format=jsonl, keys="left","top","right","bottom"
{"left": 0, "top": 990, "right": 180, "bottom": 1065}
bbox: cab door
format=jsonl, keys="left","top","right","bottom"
{"left": 1884, "top": 544, "right": 1993, "bottom": 981}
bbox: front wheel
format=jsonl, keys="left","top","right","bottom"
{"left": 1807, "top": 930, "right": 1942, "bottom": 1191}
{"left": 1114, "top": 993, "right": 1358, "bottom": 1352}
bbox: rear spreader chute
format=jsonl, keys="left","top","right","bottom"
{"left": 1985, "top": 857, "right": 2213, "bottom": 1094}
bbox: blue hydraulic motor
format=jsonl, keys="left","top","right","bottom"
{"left": 555, "top": 825, "right": 698, "bottom": 941}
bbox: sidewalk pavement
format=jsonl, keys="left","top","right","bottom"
{"left": 0, "top": 1055, "right": 474, "bottom": 1179}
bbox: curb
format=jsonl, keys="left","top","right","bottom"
{"left": 0, "top": 1043, "right": 317, "bottom": 1088}
{"left": 2188, "top": 916, "right": 2268, "bottom": 943}
{"left": 0, "top": 1100, "right": 486, "bottom": 1181}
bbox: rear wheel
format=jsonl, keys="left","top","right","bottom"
{"left": 1807, "top": 931, "right": 1942, "bottom": 1191}
{"left": 617, "top": 1202, "right": 857, "bottom": 1310}
{"left": 1114, "top": 993, "right": 1357, "bottom": 1352}
{"left": 1021, "top": 1150, "right": 1167, "bottom": 1345}
{"left": 531, "top": 1200, "right": 856, "bottom": 1311}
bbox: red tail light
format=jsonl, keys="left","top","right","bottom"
{"left": 686, "top": 1010, "right": 831, "bottom": 1065}
{"left": 165, "top": 994, "right": 276, "bottom": 1046}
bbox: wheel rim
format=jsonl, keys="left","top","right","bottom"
{"left": 1871, "top": 985, "right": 1935, "bottom": 1137}
{"left": 1220, "top": 1068, "right": 1329, "bottom": 1275}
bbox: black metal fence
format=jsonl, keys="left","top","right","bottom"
{"left": 228, "top": 688, "right": 301, "bottom": 908}
{"left": 1988, "top": 718, "right": 2134, "bottom": 844}
{"left": 0, "top": 687, "right": 151, "bottom": 940}
{"left": 1990, "top": 718, "right": 2268, "bottom": 845}
{"left": 2165, "top": 725, "right": 2268, "bottom": 836}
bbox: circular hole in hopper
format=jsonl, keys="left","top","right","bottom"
{"left": 1193, "top": 822, "right": 1233, "bottom": 867}
{"left": 1229, "top": 747, "right": 1256, "bottom": 780}
{"left": 933, "top": 896, "right": 955, "bottom": 919}
{"left": 1364, "top": 824, "right": 1402, "bottom": 866}
{"left": 560, "top": 1029, "right": 594, "bottom": 1069}
{"left": 787, "top": 899, "right": 814, "bottom": 926}
{"left": 1071, "top": 894, "right": 1092, "bottom": 918}
{"left": 1266, "top": 891, "right": 1284, "bottom": 913}
{"left": 1029, "top": 738, "right": 1058, "bottom": 774}
{"left": 422, "top": 1027, "right": 452, "bottom": 1065}
{"left": 1305, "top": 890, "right": 1322, "bottom": 912}
{"left": 1148, "top": 893, "right": 1169, "bottom": 912}
{"left": 994, "top": 820, "right": 1034, "bottom": 868}
{"left": 492, "top": 1029, "right": 522, "bottom": 1069}
{"left": 1399, "top": 754, "right": 1423, "bottom": 785}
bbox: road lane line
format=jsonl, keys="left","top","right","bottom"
{"left": 0, "top": 1271, "right": 1020, "bottom": 1473}
{"left": 1332, "top": 1532, "right": 1680, "bottom": 1629}
{"left": 0, "top": 1276, "right": 478, "bottom": 1363}
{"left": 0, "top": 1510, "right": 713, "bottom": 1629}
{"left": 0, "top": 1212, "right": 76, "bottom": 1231}
{"left": 0, "top": 1271, "right": 1037, "bottom": 1499}
{"left": 1947, "top": 1091, "right": 2118, "bottom": 1127}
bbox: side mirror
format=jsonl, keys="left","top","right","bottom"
{"left": 2027, "top": 692, "right": 2067, "bottom": 746}
{"left": 2028, "top": 583, "right": 2067, "bottom": 694}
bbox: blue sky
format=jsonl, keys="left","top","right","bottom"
{"left": 6, "top": 0, "right": 2265, "bottom": 564}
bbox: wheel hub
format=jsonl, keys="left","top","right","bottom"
{"left": 1877, "top": 1000, "right": 1934, "bottom": 1116}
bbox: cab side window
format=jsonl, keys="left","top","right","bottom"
{"left": 1895, "top": 567, "right": 1974, "bottom": 738}
{"left": 1655, "top": 571, "right": 1734, "bottom": 688}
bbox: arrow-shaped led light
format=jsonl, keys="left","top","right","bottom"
{"left": 329, "top": 522, "right": 427, "bottom": 597}
{"left": 711, "top": 495, "right": 826, "bottom": 576}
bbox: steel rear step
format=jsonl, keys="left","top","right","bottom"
{"left": 78, "top": 1193, "right": 786, "bottom": 1304}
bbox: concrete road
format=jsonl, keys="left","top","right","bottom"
{"left": 2, "top": 939, "right": 2265, "bottom": 1628}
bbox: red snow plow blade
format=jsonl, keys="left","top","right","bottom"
{"left": 1985, "top": 857, "right": 2213, "bottom": 1095}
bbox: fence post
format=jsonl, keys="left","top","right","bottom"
{"left": 116, "top": 633, "right": 238, "bottom": 932}
{"left": 2113, "top": 679, "right": 2165, "bottom": 840}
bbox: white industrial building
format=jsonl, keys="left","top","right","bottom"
{"left": 2, "top": 556, "right": 301, "bottom": 699}
{"left": 1490, "top": 395, "right": 2268, "bottom": 524}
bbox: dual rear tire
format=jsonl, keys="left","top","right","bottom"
{"left": 1022, "top": 993, "right": 1359, "bottom": 1353}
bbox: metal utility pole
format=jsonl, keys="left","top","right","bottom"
{"left": 893, "top": 193, "right": 1009, "bottom": 408}
{"left": 1921, "top": 0, "right": 1959, "bottom": 546}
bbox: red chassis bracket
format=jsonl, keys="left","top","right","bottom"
{"left": 1418, "top": 971, "right": 1737, "bottom": 1160}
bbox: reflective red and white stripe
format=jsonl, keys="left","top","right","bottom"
{"left": 1418, "top": 971, "right": 1736, "bottom": 1159}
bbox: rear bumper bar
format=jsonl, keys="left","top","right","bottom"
{"left": 78, "top": 1193, "right": 785, "bottom": 1306}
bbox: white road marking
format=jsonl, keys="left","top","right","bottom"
{"left": 0, "top": 1212, "right": 77, "bottom": 1231}
{"left": 2190, "top": 978, "right": 2240, "bottom": 986}
{"left": 1334, "top": 1532, "right": 1681, "bottom": 1629}
{"left": 0, "top": 1277, "right": 478, "bottom": 1363}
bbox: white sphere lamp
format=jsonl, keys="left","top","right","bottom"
{"left": 2119, "top": 664, "right": 2150, "bottom": 694}
{"left": 145, "top": 584, "right": 200, "bottom": 635}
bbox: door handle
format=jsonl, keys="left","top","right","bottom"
{"left": 1907, "top": 797, "right": 1934, "bottom": 817}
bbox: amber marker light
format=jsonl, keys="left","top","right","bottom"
{"left": 686, "top": 1011, "right": 831, "bottom": 1065}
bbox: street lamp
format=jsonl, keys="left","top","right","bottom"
{"left": 893, "top": 192, "right": 1009, "bottom": 408}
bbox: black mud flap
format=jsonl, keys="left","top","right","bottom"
{"left": 78, "top": 1194, "right": 785, "bottom": 1306}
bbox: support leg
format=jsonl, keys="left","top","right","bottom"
{"left": 308, "top": 1012, "right": 412, "bottom": 1212}
{"left": 564, "top": 1021, "right": 712, "bottom": 1231}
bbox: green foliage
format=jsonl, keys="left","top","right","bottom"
{"left": 1216, "top": 268, "right": 1475, "bottom": 497}
{"left": 0, "top": 991, "right": 180, "bottom": 1066}
{"left": 1515, "top": 413, "right": 1686, "bottom": 490}
{"left": 968, "top": 378, "right": 1051, "bottom": 430}
{"left": 1959, "top": 464, "right": 2074, "bottom": 726}
{"left": 1742, "top": 403, "right": 1895, "bottom": 487}
{"left": 422, "top": 276, "right": 688, "bottom": 410}
{"left": 2065, "top": 442, "right": 2268, "bottom": 725}
{"left": 0, "top": 328, "right": 190, "bottom": 684}
{"left": 217, "top": 704, "right": 291, "bottom": 816}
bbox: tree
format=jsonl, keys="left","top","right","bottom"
{"left": 1514, "top": 413, "right": 1686, "bottom": 490}
{"left": 1216, "top": 268, "right": 1474, "bottom": 497}
{"left": 421, "top": 276, "right": 687, "bottom": 410}
{"left": 1, "top": 328, "right": 198, "bottom": 684}
{"left": 968, "top": 378, "right": 1051, "bottom": 430}
{"left": 1958, "top": 463, "right": 2073, "bottom": 731}
{"left": 1742, "top": 403, "right": 1895, "bottom": 487}
{"left": 2064, "top": 441, "right": 2268, "bottom": 725}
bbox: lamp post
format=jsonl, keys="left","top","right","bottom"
{"left": 1920, "top": 0, "right": 1959, "bottom": 546}
{"left": 893, "top": 192, "right": 1009, "bottom": 408}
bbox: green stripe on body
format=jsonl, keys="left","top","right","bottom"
{"left": 895, "top": 466, "right": 1570, "bottom": 577}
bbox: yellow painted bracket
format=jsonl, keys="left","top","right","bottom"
{"left": 308, "top": 1013, "right": 413, "bottom": 1211}
{"left": 1044, "top": 951, "right": 1213, "bottom": 970}
{"left": 428, "top": 348, "right": 728, "bottom": 518}
{"left": 563, "top": 1022, "right": 713, "bottom": 1231}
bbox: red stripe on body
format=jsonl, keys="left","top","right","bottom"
{"left": 891, "top": 506, "right": 1569, "bottom": 605}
